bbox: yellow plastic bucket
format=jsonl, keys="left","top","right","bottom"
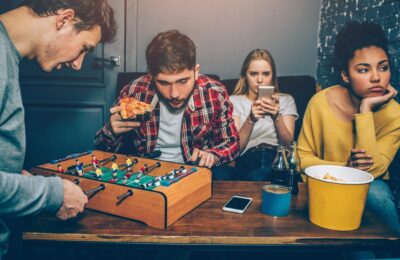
{"left": 305, "top": 165, "right": 374, "bottom": 231}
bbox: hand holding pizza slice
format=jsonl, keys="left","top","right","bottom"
{"left": 108, "top": 97, "right": 152, "bottom": 136}
{"left": 119, "top": 97, "right": 152, "bottom": 120}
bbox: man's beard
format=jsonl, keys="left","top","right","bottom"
{"left": 156, "top": 89, "right": 194, "bottom": 113}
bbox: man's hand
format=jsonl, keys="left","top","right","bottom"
{"left": 109, "top": 106, "right": 140, "bottom": 135}
{"left": 191, "top": 148, "right": 217, "bottom": 168}
{"left": 347, "top": 149, "right": 373, "bottom": 171}
{"left": 360, "top": 84, "right": 398, "bottom": 113}
{"left": 56, "top": 179, "right": 88, "bottom": 220}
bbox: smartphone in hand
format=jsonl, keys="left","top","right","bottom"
{"left": 258, "top": 85, "right": 275, "bottom": 100}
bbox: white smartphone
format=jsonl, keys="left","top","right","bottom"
{"left": 258, "top": 85, "right": 275, "bottom": 100}
{"left": 222, "top": 195, "right": 252, "bottom": 214}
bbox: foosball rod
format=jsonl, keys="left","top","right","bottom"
{"left": 144, "top": 162, "right": 161, "bottom": 174}
{"left": 98, "top": 155, "right": 118, "bottom": 166}
{"left": 117, "top": 190, "right": 133, "bottom": 201}
{"left": 65, "top": 154, "right": 118, "bottom": 173}
{"left": 84, "top": 184, "right": 105, "bottom": 196}
{"left": 118, "top": 158, "right": 139, "bottom": 169}
{"left": 165, "top": 168, "right": 198, "bottom": 185}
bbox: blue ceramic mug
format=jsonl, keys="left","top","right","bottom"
{"left": 262, "top": 184, "right": 291, "bottom": 217}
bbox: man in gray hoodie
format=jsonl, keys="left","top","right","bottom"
{"left": 0, "top": 0, "right": 116, "bottom": 258}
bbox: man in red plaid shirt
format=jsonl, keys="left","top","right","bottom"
{"left": 95, "top": 30, "right": 239, "bottom": 175}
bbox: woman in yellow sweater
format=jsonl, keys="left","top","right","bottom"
{"left": 298, "top": 22, "right": 400, "bottom": 233}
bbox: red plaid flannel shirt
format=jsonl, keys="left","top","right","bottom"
{"left": 94, "top": 74, "right": 239, "bottom": 166}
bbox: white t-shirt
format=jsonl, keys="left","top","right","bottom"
{"left": 230, "top": 94, "right": 298, "bottom": 155}
{"left": 155, "top": 100, "right": 185, "bottom": 163}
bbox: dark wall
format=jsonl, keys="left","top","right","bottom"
{"left": 317, "top": 0, "right": 400, "bottom": 99}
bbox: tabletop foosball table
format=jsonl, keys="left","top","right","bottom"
{"left": 31, "top": 150, "right": 212, "bottom": 229}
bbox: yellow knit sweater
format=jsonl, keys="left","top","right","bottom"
{"left": 298, "top": 86, "right": 400, "bottom": 179}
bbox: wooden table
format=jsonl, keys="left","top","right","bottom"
{"left": 22, "top": 182, "right": 400, "bottom": 251}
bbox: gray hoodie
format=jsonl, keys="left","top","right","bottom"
{"left": 0, "top": 21, "right": 63, "bottom": 258}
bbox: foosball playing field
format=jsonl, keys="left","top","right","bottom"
{"left": 31, "top": 150, "right": 212, "bottom": 229}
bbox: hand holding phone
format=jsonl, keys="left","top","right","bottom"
{"left": 222, "top": 195, "right": 252, "bottom": 213}
{"left": 258, "top": 86, "right": 275, "bottom": 100}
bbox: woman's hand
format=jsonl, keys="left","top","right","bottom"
{"left": 347, "top": 149, "right": 373, "bottom": 171}
{"left": 249, "top": 100, "right": 265, "bottom": 123}
{"left": 259, "top": 94, "right": 280, "bottom": 120}
{"left": 248, "top": 95, "right": 280, "bottom": 122}
{"left": 360, "top": 84, "right": 398, "bottom": 113}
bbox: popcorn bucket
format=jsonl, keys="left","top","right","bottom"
{"left": 305, "top": 165, "right": 374, "bottom": 231}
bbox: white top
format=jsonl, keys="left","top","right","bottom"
{"left": 230, "top": 94, "right": 298, "bottom": 155}
{"left": 155, "top": 100, "right": 185, "bottom": 163}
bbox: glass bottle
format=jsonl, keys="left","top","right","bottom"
{"left": 287, "top": 141, "right": 300, "bottom": 196}
{"left": 271, "top": 144, "right": 289, "bottom": 186}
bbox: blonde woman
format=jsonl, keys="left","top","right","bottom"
{"left": 229, "top": 49, "right": 298, "bottom": 181}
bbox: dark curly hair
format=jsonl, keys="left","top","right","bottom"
{"left": 334, "top": 21, "right": 389, "bottom": 72}
{"left": 146, "top": 30, "right": 196, "bottom": 75}
{"left": 21, "top": 0, "right": 116, "bottom": 43}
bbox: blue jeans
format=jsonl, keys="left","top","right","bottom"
{"left": 366, "top": 179, "right": 400, "bottom": 235}
{"left": 212, "top": 165, "right": 239, "bottom": 180}
{"left": 211, "top": 165, "right": 273, "bottom": 181}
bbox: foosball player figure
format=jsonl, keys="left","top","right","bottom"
{"left": 92, "top": 155, "right": 99, "bottom": 169}
{"left": 75, "top": 159, "right": 84, "bottom": 176}
{"left": 95, "top": 168, "right": 103, "bottom": 179}
{"left": 111, "top": 160, "right": 118, "bottom": 179}
{"left": 125, "top": 171, "right": 133, "bottom": 180}
{"left": 153, "top": 177, "right": 161, "bottom": 187}
{"left": 126, "top": 156, "right": 133, "bottom": 172}
{"left": 57, "top": 164, "right": 65, "bottom": 173}
{"left": 134, "top": 166, "right": 146, "bottom": 183}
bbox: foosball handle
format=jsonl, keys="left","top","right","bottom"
{"left": 145, "top": 162, "right": 161, "bottom": 173}
{"left": 73, "top": 179, "right": 80, "bottom": 185}
{"left": 84, "top": 184, "right": 105, "bottom": 196}
{"left": 117, "top": 190, "right": 133, "bottom": 204}
{"left": 98, "top": 155, "right": 117, "bottom": 166}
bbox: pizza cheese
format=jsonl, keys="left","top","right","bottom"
{"left": 120, "top": 97, "right": 152, "bottom": 119}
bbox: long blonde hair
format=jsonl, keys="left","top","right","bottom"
{"left": 233, "top": 49, "right": 280, "bottom": 95}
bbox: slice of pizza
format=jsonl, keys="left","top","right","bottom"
{"left": 120, "top": 97, "right": 152, "bottom": 120}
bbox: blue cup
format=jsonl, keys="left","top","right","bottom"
{"left": 261, "top": 184, "right": 291, "bottom": 217}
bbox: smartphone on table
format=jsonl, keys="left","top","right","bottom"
{"left": 258, "top": 85, "right": 275, "bottom": 100}
{"left": 222, "top": 195, "right": 252, "bottom": 213}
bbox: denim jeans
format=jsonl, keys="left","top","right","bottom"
{"left": 366, "top": 179, "right": 400, "bottom": 235}
{"left": 236, "top": 149, "right": 275, "bottom": 181}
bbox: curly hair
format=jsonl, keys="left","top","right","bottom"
{"left": 146, "top": 30, "right": 196, "bottom": 76}
{"left": 21, "top": 0, "right": 116, "bottom": 43}
{"left": 334, "top": 21, "right": 389, "bottom": 72}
